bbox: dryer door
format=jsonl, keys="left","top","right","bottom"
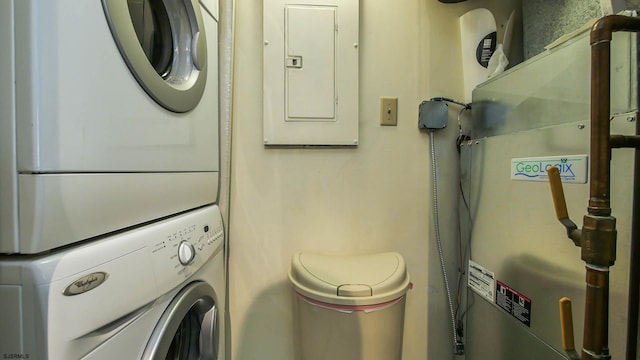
{"left": 102, "top": 0, "right": 208, "bottom": 113}
{"left": 144, "top": 282, "right": 220, "bottom": 359}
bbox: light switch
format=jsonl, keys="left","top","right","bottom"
{"left": 380, "top": 97, "right": 398, "bottom": 126}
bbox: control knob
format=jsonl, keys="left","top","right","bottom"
{"left": 178, "top": 241, "right": 196, "bottom": 265}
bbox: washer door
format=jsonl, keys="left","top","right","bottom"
{"left": 144, "top": 282, "right": 219, "bottom": 359}
{"left": 102, "top": 0, "right": 208, "bottom": 113}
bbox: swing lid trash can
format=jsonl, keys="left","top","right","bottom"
{"left": 288, "top": 251, "right": 410, "bottom": 306}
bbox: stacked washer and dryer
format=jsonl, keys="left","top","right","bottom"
{"left": 0, "top": 0, "right": 224, "bottom": 359}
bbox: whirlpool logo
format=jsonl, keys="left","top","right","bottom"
{"left": 63, "top": 272, "right": 108, "bottom": 296}
{"left": 510, "top": 155, "right": 588, "bottom": 183}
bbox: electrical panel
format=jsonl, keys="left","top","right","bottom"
{"left": 263, "top": 0, "right": 359, "bottom": 146}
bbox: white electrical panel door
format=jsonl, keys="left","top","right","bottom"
{"left": 264, "top": 0, "right": 359, "bottom": 146}
{"left": 286, "top": 6, "right": 336, "bottom": 121}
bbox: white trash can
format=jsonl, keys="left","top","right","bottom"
{"left": 288, "top": 252, "right": 411, "bottom": 360}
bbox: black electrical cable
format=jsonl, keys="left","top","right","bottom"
{"left": 429, "top": 97, "right": 472, "bottom": 110}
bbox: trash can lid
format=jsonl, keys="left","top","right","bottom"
{"left": 288, "top": 252, "right": 410, "bottom": 306}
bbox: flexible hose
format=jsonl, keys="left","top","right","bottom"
{"left": 430, "top": 130, "right": 459, "bottom": 355}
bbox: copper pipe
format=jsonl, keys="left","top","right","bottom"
{"left": 626, "top": 129, "right": 640, "bottom": 360}
{"left": 590, "top": 16, "right": 640, "bottom": 212}
{"left": 582, "top": 266, "right": 611, "bottom": 360}
{"left": 610, "top": 135, "right": 640, "bottom": 148}
{"left": 590, "top": 36, "right": 612, "bottom": 215}
{"left": 584, "top": 15, "right": 640, "bottom": 360}
{"left": 591, "top": 15, "right": 640, "bottom": 43}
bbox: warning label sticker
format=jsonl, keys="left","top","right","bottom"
{"left": 468, "top": 260, "right": 495, "bottom": 303}
{"left": 496, "top": 280, "right": 532, "bottom": 327}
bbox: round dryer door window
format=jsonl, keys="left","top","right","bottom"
{"left": 144, "top": 282, "right": 220, "bottom": 359}
{"left": 102, "top": 0, "right": 208, "bottom": 113}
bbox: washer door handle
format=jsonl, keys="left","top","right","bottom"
{"left": 192, "top": 31, "right": 206, "bottom": 70}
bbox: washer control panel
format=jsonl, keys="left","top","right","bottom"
{"left": 149, "top": 205, "right": 224, "bottom": 294}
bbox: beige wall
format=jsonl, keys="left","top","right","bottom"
{"left": 228, "top": 1, "right": 521, "bottom": 359}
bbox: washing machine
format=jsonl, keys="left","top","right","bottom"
{"left": 0, "top": 0, "right": 220, "bottom": 254}
{"left": 0, "top": 205, "right": 226, "bottom": 359}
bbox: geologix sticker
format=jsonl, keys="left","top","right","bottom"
{"left": 511, "top": 155, "right": 588, "bottom": 183}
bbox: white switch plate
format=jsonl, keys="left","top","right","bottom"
{"left": 380, "top": 97, "right": 398, "bottom": 126}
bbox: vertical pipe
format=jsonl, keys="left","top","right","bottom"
{"left": 590, "top": 14, "right": 640, "bottom": 213}
{"left": 590, "top": 39, "right": 612, "bottom": 215}
{"left": 584, "top": 19, "right": 615, "bottom": 360}
{"left": 582, "top": 266, "right": 611, "bottom": 360}
{"left": 622, "top": 27, "right": 640, "bottom": 360}
{"left": 626, "top": 115, "right": 640, "bottom": 360}
{"left": 587, "top": 15, "right": 640, "bottom": 360}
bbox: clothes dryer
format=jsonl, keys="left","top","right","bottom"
{"left": 0, "top": 0, "right": 220, "bottom": 253}
{"left": 0, "top": 205, "right": 225, "bottom": 359}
